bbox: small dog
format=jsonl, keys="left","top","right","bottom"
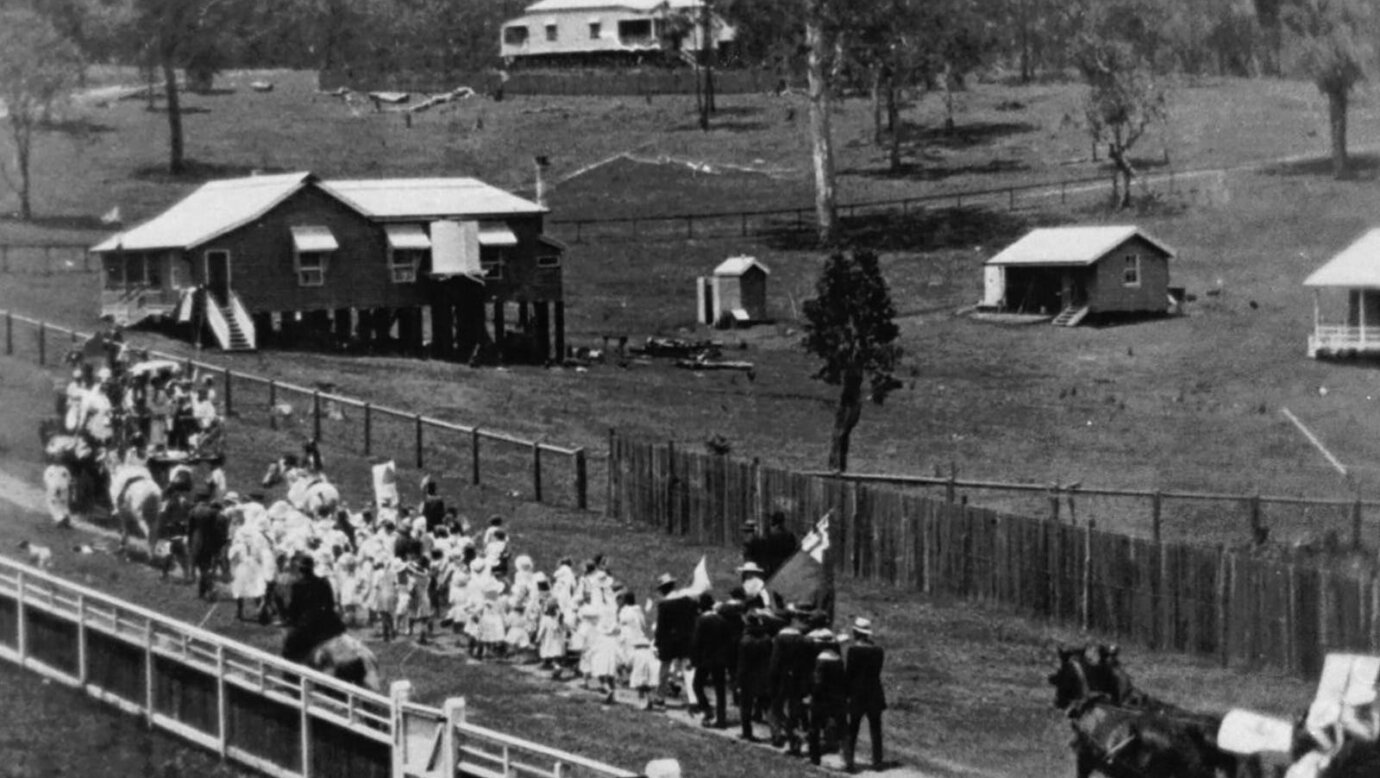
{"left": 17, "top": 541, "right": 52, "bottom": 569}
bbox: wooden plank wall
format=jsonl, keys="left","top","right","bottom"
{"left": 609, "top": 437, "right": 1380, "bottom": 681}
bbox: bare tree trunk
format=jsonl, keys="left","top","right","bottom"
{"left": 942, "top": 63, "right": 956, "bottom": 134}
{"left": 888, "top": 75, "right": 902, "bottom": 172}
{"left": 827, "top": 370, "right": 863, "bottom": 472}
{"left": 161, "top": 54, "right": 185, "bottom": 174}
{"left": 1329, "top": 90, "right": 1349, "bottom": 180}
{"left": 806, "top": 6, "right": 837, "bottom": 245}
{"left": 13, "top": 121, "right": 33, "bottom": 221}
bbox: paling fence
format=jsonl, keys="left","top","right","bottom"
{"left": 1, "top": 310, "right": 591, "bottom": 512}
{"left": 608, "top": 434, "right": 1380, "bottom": 679}
{"left": 0, "top": 554, "right": 642, "bottom": 778}
{"left": 317, "top": 66, "right": 780, "bottom": 97}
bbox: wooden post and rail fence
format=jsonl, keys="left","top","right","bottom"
{"left": 607, "top": 432, "right": 1380, "bottom": 680}
{"left": 0, "top": 310, "right": 590, "bottom": 511}
{"left": 0, "top": 555, "right": 645, "bottom": 778}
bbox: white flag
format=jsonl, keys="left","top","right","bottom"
{"left": 801, "top": 511, "right": 831, "bottom": 563}
{"left": 689, "top": 556, "right": 711, "bottom": 595}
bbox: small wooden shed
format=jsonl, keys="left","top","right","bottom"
{"left": 982, "top": 226, "right": 1175, "bottom": 325}
{"left": 697, "top": 256, "right": 769, "bottom": 326}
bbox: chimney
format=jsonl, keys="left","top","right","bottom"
{"left": 533, "top": 155, "right": 551, "bottom": 208}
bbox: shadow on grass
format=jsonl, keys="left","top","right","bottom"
{"left": 0, "top": 213, "right": 112, "bottom": 232}
{"left": 132, "top": 159, "right": 289, "bottom": 183}
{"left": 39, "top": 117, "right": 116, "bottom": 135}
{"left": 845, "top": 157, "right": 1031, "bottom": 182}
{"left": 907, "top": 120, "right": 1041, "bottom": 149}
{"left": 760, "top": 204, "right": 1051, "bottom": 252}
{"left": 142, "top": 105, "right": 212, "bottom": 115}
{"left": 1261, "top": 152, "right": 1380, "bottom": 181}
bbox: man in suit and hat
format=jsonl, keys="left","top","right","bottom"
{"left": 653, "top": 572, "right": 697, "bottom": 707}
{"left": 808, "top": 627, "right": 847, "bottom": 765}
{"left": 742, "top": 520, "right": 771, "bottom": 570}
{"left": 690, "top": 592, "right": 730, "bottom": 728}
{"left": 767, "top": 604, "right": 812, "bottom": 754}
{"left": 737, "top": 610, "right": 774, "bottom": 741}
{"left": 843, "top": 617, "right": 886, "bottom": 772}
{"left": 762, "top": 511, "right": 798, "bottom": 577}
{"left": 738, "top": 561, "right": 772, "bottom": 610}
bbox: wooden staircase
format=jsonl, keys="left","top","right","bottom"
{"left": 219, "top": 303, "right": 254, "bottom": 350}
{"left": 1052, "top": 305, "right": 1089, "bottom": 327}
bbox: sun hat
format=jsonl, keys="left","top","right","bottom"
{"left": 852, "top": 617, "right": 873, "bottom": 636}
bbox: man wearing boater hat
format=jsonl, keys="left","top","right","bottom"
{"left": 652, "top": 572, "right": 697, "bottom": 708}
{"left": 843, "top": 617, "right": 886, "bottom": 773}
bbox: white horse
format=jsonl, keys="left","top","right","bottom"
{"left": 105, "top": 457, "right": 164, "bottom": 556}
{"left": 262, "top": 460, "right": 339, "bottom": 518}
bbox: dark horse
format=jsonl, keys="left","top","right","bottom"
{"left": 1049, "top": 645, "right": 1258, "bottom": 778}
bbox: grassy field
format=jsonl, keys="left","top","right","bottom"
{"left": 0, "top": 351, "right": 1317, "bottom": 778}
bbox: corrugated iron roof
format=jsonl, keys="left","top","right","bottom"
{"left": 1304, "top": 229, "right": 1380, "bottom": 288}
{"left": 321, "top": 178, "right": 544, "bottom": 219}
{"left": 985, "top": 226, "right": 1175, "bottom": 267}
{"left": 91, "top": 172, "right": 313, "bottom": 252}
{"left": 714, "top": 255, "right": 768, "bottom": 276}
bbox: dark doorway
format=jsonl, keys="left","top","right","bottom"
{"left": 205, "top": 250, "right": 230, "bottom": 305}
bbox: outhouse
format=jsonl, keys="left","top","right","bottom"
{"left": 697, "top": 255, "right": 769, "bottom": 327}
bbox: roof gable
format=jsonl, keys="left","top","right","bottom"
{"left": 714, "top": 256, "right": 768, "bottom": 277}
{"left": 523, "top": 0, "right": 702, "bottom": 13}
{"left": 91, "top": 172, "right": 350, "bottom": 253}
{"left": 1304, "top": 229, "right": 1380, "bottom": 288}
{"left": 985, "top": 226, "right": 1175, "bottom": 267}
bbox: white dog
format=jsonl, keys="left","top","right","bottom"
{"left": 18, "top": 541, "right": 52, "bottom": 569}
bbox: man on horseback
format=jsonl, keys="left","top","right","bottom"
{"left": 282, "top": 553, "right": 345, "bottom": 664}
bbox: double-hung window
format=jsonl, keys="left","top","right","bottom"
{"left": 290, "top": 226, "right": 337, "bottom": 287}
{"left": 1122, "top": 255, "right": 1141, "bottom": 287}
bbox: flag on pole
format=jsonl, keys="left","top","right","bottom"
{"left": 767, "top": 510, "right": 834, "bottom": 616}
{"left": 689, "top": 555, "right": 711, "bottom": 595}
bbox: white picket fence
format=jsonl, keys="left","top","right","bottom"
{"left": 0, "top": 556, "right": 644, "bottom": 778}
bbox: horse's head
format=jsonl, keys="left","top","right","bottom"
{"left": 1049, "top": 645, "right": 1095, "bottom": 711}
{"left": 1092, "top": 643, "right": 1137, "bottom": 704}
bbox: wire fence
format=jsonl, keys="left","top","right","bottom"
{"left": 0, "top": 244, "right": 94, "bottom": 275}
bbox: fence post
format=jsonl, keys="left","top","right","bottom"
{"left": 1248, "top": 493, "right": 1262, "bottom": 543}
{"left": 363, "top": 403, "right": 372, "bottom": 456}
{"left": 1353, "top": 492, "right": 1364, "bottom": 550}
{"left": 946, "top": 463, "right": 957, "bottom": 505}
{"left": 741, "top": 213, "right": 748, "bottom": 236}
{"left": 685, "top": 216, "right": 693, "bottom": 240}
{"left": 76, "top": 594, "right": 88, "bottom": 684}
{"left": 312, "top": 391, "right": 322, "bottom": 442}
{"left": 299, "top": 678, "right": 313, "bottom": 778}
{"left": 1049, "top": 480, "right": 1061, "bottom": 523}
{"left": 5, "top": 311, "right": 11, "bottom": 356}
{"left": 1061, "top": 180, "right": 1067, "bottom": 204}
{"left": 471, "top": 428, "right": 481, "bottom": 486}
{"left": 533, "top": 442, "right": 543, "bottom": 503}
{"left": 389, "top": 680, "right": 413, "bottom": 778}
{"left": 574, "top": 448, "right": 587, "bottom": 510}
{"left": 1151, "top": 491, "right": 1163, "bottom": 544}
{"left": 268, "top": 380, "right": 278, "bottom": 428}
{"left": 410, "top": 415, "right": 422, "bottom": 469}
{"left": 144, "top": 619, "right": 156, "bottom": 725}
{"left": 441, "top": 698, "right": 465, "bottom": 777}
{"left": 1008, "top": 188, "right": 1015, "bottom": 210}
{"left": 223, "top": 369, "right": 233, "bottom": 416}
{"left": 15, "top": 571, "right": 25, "bottom": 664}
{"left": 215, "top": 645, "right": 228, "bottom": 759}
{"left": 606, "top": 428, "right": 617, "bottom": 519}
{"left": 1, "top": 246, "right": 7, "bottom": 273}
{"left": 37, "top": 321, "right": 46, "bottom": 365}
{"left": 1081, "top": 522, "right": 1092, "bottom": 631}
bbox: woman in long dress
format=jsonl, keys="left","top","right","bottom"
{"left": 229, "top": 521, "right": 270, "bottom": 621}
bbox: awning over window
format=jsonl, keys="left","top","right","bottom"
{"left": 430, "top": 220, "right": 482, "bottom": 279}
{"left": 478, "top": 222, "right": 518, "bottom": 247}
{"left": 384, "top": 223, "right": 431, "bottom": 250}
{"left": 290, "top": 225, "right": 338, "bottom": 252}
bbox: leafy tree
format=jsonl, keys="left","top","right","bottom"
{"left": 0, "top": 9, "right": 83, "bottom": 220}
{"left": 801, "top": 250, "right": 903, "bottom": 472}
{"left": 1284, "top": 0, "right": 1374, "bottom": 179}
{"left": 1075, "top": 35, "right": 1168, "bottom": 208}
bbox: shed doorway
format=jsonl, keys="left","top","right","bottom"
{"left": 205, "top": 250, "right": 230, "bottom": 305}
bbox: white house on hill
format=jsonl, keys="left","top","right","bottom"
{"left": 500, "top": 0, "right": 735, "bottom": 63}
{"left": 1304, "top": 229, "right": 1380, "bottom": 358}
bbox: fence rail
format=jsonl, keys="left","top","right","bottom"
{"left": 0, "top": 309, "right": 591, "bottom": 511}
{"left": 608, "top": 434, "right": 1380, "bottom": 679}
{"left": 0, "top": 243, "right": 94, "bottom": 275}
{"left": 0, "top": 553, "right": 645, "bottom": 778}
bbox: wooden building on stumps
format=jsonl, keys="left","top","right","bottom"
{"left": 91, "top": 172, "right": 566, "bottom": 362}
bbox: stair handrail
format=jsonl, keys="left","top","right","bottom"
{"left": 228, "top": 292, "right": 256, "bottom": 348}
{"left": 202, "top": 292, "right": 232, "bottom": 350}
